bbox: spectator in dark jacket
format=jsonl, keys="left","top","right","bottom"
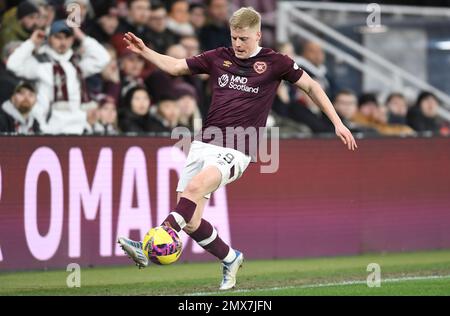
{"left": 145, "top": 3, "right": 179, "bottom": 54}
{"left": 0, "top": 41, "right": 22, "bottom": 104}
{"left": 149, "top": 94, "right": 180, "bottom": 133}
{"left": 0, "top": 1, "right": 40, "bottom": 52}
{"left": 116, "top": 0, "right": 151, "bottom": 40}
{"left": 407, "top": 91, "right": 442, "bottom": 133}
{"left": 118, "top": 86, "right": 168, "bottom": 133}
{"left": 85, "top": 2, "right": 120, "bottom": 45}
{"left": 199, "top": 0, "right": 231, "bottom": 51}
{"left": 386, "top": 92, "right": 409, "bottom": 125}
{"left": 0, "top": 81, "right": 41, "bottom": 134}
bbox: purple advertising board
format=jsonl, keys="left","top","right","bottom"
{"left": 0, "top": 136, "right": 449, "bottom": 271}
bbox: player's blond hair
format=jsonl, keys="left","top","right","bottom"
{"left": 229, "top": 7, "right": 261, "bottom": 31}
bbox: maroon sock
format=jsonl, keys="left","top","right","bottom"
{"left": 188, "top": 219, "right": 230, "bottom": 260}
{"left": 162, "top": 197, "right": 197, "bottom": 232}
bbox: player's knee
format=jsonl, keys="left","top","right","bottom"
{"left": 184, "top": 179, "right": 204, "bottom": 198}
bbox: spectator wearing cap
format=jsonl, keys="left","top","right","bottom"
{"left": 0, "top": 1, "right": 40, "bottom": 52}
{"left": 0, "top": 81, "right": 42, "bottom": 134}
{"left": 0, "top": 41, "right": 22, "bottom": 104}
{"left": 145, "top": 3, "right": 178, "bottom": 54}
{"left": 7, "top": 20, "right": 110, "bottom": 134}
{"left": 407, "top": 91, "right": 443, "bottom": 134}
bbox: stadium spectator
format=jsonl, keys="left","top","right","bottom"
{"left": 35, "top": 0, "right": 56, "bottom": 33}
{"left": 189, "top": 3, "right": 206, "bottom": 35}
{"left": 0, "top": 41, "right": 22, "bottom": 104}
{"left": 166, "top": 0, "right": 195, "bottom": 37}
{"left": 297, "top": 41, "right": 332, "bottom": 96}
{"left": 0, "top": 80, "right": 41, "bottom": 134}
{"left": 0, "top": 1, "right": 40, "bottom": 53}
{"left": 199, "top": 0, "right": 231, "bottom": 51}
{"left": 99, "top": 44, "right": 121, "bottom": 103}
{"left": 117, "top": 0, "right": 151, "bottom": 40}
{"left": 144, "top": 43, "right": 192, "bottom": 103}
{"left": 180, "top": 35, "right": 200, "bottom": 58}
{"left": 7, "top": 20, "right": 110, "bottom": 134}
{"left": 327, "top": 89, "right": 377, "bottom": 134}
{"left": 385, "top": 92, "right": 409, "bottom": 125}
{"left": 145, "top": 3, "right": 178, "bottom": 54}
{"left": 266, "top": 110, "right": 312, "bottom": 135}
{"left": 86, "top": 1, "right": 120, "bottom": 45}
{"left": 358, "top": 93, "right": 379, "bottom": 119}
{"left": 352, "top": 93, "right": 415, "bottom": 136}
{"left": 407, "top": 91, "right": 442, "bottom": 133}
{"left": 272, "top": 42, "right": 333, "bottom": 133}
{"left": 174, "top": 82, "right": 202, "bottom": 132}
{"left": 148, "top": 94, "right": 181, "bottom": 133}
{"left": 119, "top": 50, "right": 146, "bottom": 101}
{"left": 118, "top": 86, "right": 165, "bottom": 133}
{"left": 90, "top": 94, "right": 118, "bottom": 135}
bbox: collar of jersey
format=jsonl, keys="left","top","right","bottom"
{"left": 249, "top": 46, "right": 263, "bottom": 58}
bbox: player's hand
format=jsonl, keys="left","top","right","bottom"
{"left": 335, "top": 123, "right": 358, "bottom": 151}
{"left": 123, "top": 32, "right": 147, "bottom": 55}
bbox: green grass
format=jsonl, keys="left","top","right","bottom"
{"left": 1, "top": 250, "right": 450, "bottom": 296}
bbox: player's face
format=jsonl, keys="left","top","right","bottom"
{"left": 231, "top": 27, "right": 261, "bottom": 59}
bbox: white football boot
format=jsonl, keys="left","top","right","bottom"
{"left": 117, "top": 237, "right": 148, "bottom": 269}
{"left": 219, "top": 250, "right": 244, "bottom": 290}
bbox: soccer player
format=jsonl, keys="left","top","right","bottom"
{"left": 118, "top": 7, "right": 357, "bottom": 290}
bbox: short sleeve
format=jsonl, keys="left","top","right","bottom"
{"left": 278, "top": 54, "right": 304, "bottom": 83}
{"left": 186, "top": 49, "right": 219, "bottom": 75}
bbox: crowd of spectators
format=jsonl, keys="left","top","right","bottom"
{"left": 0, "top": 0, "right": 447, "bottom": 136}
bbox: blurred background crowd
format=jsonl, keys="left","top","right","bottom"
{"left": 0, "top": 0, "right": 448, "bottom": 136}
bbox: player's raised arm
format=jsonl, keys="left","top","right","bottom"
{"left": 123, "top": 32, "right": 190, "bottom": 76}
{"left": 295, "top": 71, "right": 358, "bottom": 151}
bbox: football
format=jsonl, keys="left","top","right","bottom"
{"left": 142, "top": 225, "right": 183, "bottom": 265}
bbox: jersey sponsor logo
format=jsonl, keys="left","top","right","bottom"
{"left": 253, "top": 61, "right": 267, "bottom": 74}
{"left": 218, "top": 74, "right": 229, "bottom": 87}
{"left": 223, "top": 60, "right": 233, "bottom": 68}
{"left": 217, "top": 74, "right": 260, "bottom": 94}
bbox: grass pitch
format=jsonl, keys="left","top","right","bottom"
{"left": 1, "top": 250, "right": 450, "bottom": 296}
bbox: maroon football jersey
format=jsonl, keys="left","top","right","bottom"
{"left": 187, "top": 47, "right": 303, "bottom": 157}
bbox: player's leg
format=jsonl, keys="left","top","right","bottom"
{"left": 161, "top": 165, "right": 221, "bottom": 232}
{"left": 117, "top": 141, "right": 205, "bottom": 268}
{"left": 179, "top": 145, "right": 251, "bottom": 290}
{"left": 180, "top": 191, "right": 239, "bottom": 265}
{"left": 117, "top": 167, "right": 218, "bottom": 269}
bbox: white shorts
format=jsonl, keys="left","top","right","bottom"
{"left": 176, "top": 141, "right": 252, "bottom": 199}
